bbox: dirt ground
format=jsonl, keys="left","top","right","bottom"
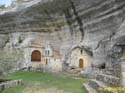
{"left": 22, "top": 82, "right": 68, "bottom": 93}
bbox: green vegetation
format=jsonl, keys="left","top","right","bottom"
{"left": 1, "top": 71, "right": 88, "bottom": 93}
{"left": 0, "top": 4, "right": 6, "bottom": 9}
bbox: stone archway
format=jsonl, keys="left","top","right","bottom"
{"left": 31, "top": 50, "right": 41, "bottom": 62}
{"left": 79, "top": 59, "right": 84, "bottom": 68}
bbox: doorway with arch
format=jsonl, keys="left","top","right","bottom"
{"left": 79, "top": 59, "right": 84, "bottom": 68}
{"left": 31, "top": 50, "right": 41, "bottom": 62}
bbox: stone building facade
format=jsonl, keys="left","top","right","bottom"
{"left": 67, "top": 47, "right": 92, "bottom": 71}
{"left": 23, "top": 43, "right": 62, "bottom": 72}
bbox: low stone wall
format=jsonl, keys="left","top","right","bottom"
{"left": 104, "top": 65, "right": 121, "bottom": 78}
{"left": 96, "top": 74, "right": 121, "bottom": 87}
{"left": 0, "top": 79, "right": 23, "bottom": 91}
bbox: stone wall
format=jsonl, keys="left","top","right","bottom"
{"left": 67, "top": 47, "right": 91, "bottom": 69}
{"left": 0, "top": 79, "right": 23, "bottom": 91}
{"left": 0, "top": 47, "right": 23, "bottom": 75}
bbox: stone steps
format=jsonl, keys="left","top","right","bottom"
{"left": 103, "top": 64, "right": 121, "bottom": 77}
{"left": 104, "top": 70, "right": 121, "bottom": 78}
{"left": 83, "top": 83, "right": 97, "bottom": 93}
{"left": 61, "top": 72, "right": 80, "bottom": 77}
{"left": 96, "top": 73, "right": 120, "bottom": 87}
{"left": 88, "top": 79, "right": 117, "bottom": 93}
{"left": 66, "top": 68, "right": 81, "bottom": 74}
{"left": 89, "top": 79, "right": 108, "bottom": 89}
{"left": 62, "top": 70, "right": 81, "bottom": 77}
{"left": 84, "top": 78, "right": 120, "bottom": 93}
{"left": 61, "top": 68, "right": 81, "bottom": 77}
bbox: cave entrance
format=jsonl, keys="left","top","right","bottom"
{"left": 31, "top": 50, "right": 41, "bottom": 62}
{"left": 79, "top": 59, "right": 84, "bottom": 68}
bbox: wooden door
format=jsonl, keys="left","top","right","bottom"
{"left": 79, "top": 59, "right": 84, "bottom": 68}
{"left": 31, "top": 50, "right": 41, "bottom": 62}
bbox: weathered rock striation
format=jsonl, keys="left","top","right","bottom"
{"left": 0, "top": 0, "right": 125, "bottom": 92}
{"left": 69, "top": 0, "right": 125, "bottom": 92}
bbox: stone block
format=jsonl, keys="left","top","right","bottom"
{"left": 0, "top": 79, "right": 23, "bottom": 91}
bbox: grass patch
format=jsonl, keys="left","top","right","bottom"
{"left": 1, "top": 71, "right": 88, "bottom": 93}
{"left": 0, "top": 85, "right": 25, "bottom": 93}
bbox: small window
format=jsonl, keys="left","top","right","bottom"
{"left": 46, "top": 59, "right": 48, "bottom": 65}
{"left": 81, "top": 50, "right": 83, "bottom": 54}
{"left": 48, "top": 50, "right": 50, "bottom": 56}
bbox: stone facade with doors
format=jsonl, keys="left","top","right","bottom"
{"left": 23, "top": 45, "right": 45, "bottom": 70}
{"left": 68, "top": 47, "right": 92, "bottom": 71}
{"left": 23, "top": 43, "right": 62, "bottom": 72}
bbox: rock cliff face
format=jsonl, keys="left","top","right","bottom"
{"left": 0, "top": 0, "right": 82, "bottom": 73}
{"left": 70, "top": 0, "right": 125, "bottom": 91}
{"left": 70, "top": 0, "right": 125, "bottom": 66}
{"left": 0, "top": 0, "right": 125, "bottom": 90}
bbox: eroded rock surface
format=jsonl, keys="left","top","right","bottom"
{"left": 0, "top": 0, "right": 125, "bottom": 92}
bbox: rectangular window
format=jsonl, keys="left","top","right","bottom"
{"left": 48, "top": 50, "right": 50, "bottom": 56}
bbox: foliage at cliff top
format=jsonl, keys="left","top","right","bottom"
{"left": 0, "top": 4, "right": 6, "bottom": 9}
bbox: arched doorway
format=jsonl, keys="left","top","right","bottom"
{"left": 79, "top": 59, "right": 84, "bottom": 68}
{"left": 31, "top": 50, "right": 41, "bottom": 62}
{"left": 46, "top": 59, "right": 48, "bottom": 65}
